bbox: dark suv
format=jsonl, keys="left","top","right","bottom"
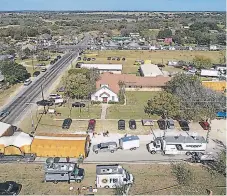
{"left": 118, "top": 120, "right": 125, "bottom": 130}
{"left": 62, "top": 118, "right": 72, "bottom": 129}
{"left": 0, "top": 181, "right": 22, "bottom": 195}
{"left": 72, "top": 102, "right": 85, "bottom": 107}
{"left": 157, "top": 119, "right": 168, "bottom": 130}
{"left": 129, "top": 119, "right": 136, "bottom": 130}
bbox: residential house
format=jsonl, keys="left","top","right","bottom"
{"left": 80, "top": 64, "right": 122, "bottom": 74}
{"left": 164, "top": 38, "right": 173, "bottom": 44}
{"left": 91, "top": 84, "right": 119, "bottom": 103}
{"left": 140, "top": 64, "right": 164, "bottom": 77}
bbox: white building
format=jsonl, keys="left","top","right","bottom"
{"left": 91, "top": 85, "right": 119, "bottom": 103}
{"left": 200, "top": 69, "right": 219, "bottom": 77}
{"left": 80, "top": 64, "right": 122, "bottom": 74}
{"left": 209, "top": 45, "right": 218, "bottom": 51}
{"left": 140, "top": 64, "right": 164, "bottom": 77}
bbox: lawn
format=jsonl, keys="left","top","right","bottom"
{"left": 79, "top": 50, "right": 223, "bottom": 74}
{"left": 0, "top": 163, "right": 225, "bottom": 195}
{"left": 0, "top": 84, "right": 22, "bottom": 106}
{"left": 106, "top": 91, "right": 160, "bottom": 120}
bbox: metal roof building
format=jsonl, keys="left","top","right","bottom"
{"left": 140, "top": 64, "right": 164, "bottom": 77}
{"left": 81, "top": 64, "right": 122, "bottom": 74}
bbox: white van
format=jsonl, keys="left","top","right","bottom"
{"left": 24, "top": 79, "right": 32, "bottom": 86}
{"left": 49, "top": 94, "right": 62, "bottom": 100}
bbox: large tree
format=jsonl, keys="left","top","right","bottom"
{"left": 157, "top": 29, "right": 172, "bottom": 38}
{"left": 0, "top": 61, "right": 30, "bottom": 85}
{"left": 165, "top": 74, "right": 226, "bottom": 121}
{"left": 144, "top": 92, "right": 180, "bottom": 117}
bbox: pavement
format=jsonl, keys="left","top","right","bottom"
{"left": 0, "top": 36, "right": 90, "bottom": 125}
{"left": 100, "top": 104, "right": 108, "bottom": 120}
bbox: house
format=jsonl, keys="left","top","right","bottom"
{"left": 80, "top": 64, "right": 122, "bottom": 74}
{"left": 91, "top": 85, "right": 119, "bottom": 103}
{"left": 129, "top": 33, "right": 140, "bottom": 38}
{"left": 39, "top": 33, "right": 52, "bottom": 41}
{"left": 202, "top": 81, "right": 226, "bottom": 92}
{"left": 200, "top": 69, "right": 219, "bottom": 77}
{"left": 164, "top": 38, "right": 173, "bottom": 44}
{"left": 95, "top": 72, "right": 171, "bottom": 96}
{"left": 140, "top": 64, "right": 164, "bottom": 77}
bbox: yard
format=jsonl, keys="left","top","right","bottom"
{"left": 106, "top": 91, "right": 160, "bottom": 120}
{"left": 79, "top": 50, "right": 222, "bottom": 74}
{"left": 0, "top": 163, "right": 225, "bottom": 195}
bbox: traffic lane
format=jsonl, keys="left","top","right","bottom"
{"left": 85, "top": 142, "right": 187, "bottom": 162}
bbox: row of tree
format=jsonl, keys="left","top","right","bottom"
{"left": 145, "top": 74, "right": 226, "bottom": 121}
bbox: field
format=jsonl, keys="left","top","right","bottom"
{"left": 106, "top": 91, "right": 160, "bottom": 119}
{"left": 0, "top": 163, "right": 225, "bottom": 195}
{"left": 80, "top": 50, "right": 222, "bottom": 74}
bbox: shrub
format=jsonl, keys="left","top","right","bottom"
{"left": 108, "top": 101, "right": 118, "bottom": 104}
{"left": 91, "top": 101, "right": 101, "bottom": 105}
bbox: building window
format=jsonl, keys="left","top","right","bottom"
{"left": 112, "top": 96, "right": 115, "bottom": 101}
{"left": 95, "top": 96, "right": 98, "bottom": 101}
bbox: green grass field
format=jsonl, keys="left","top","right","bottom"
{"left": 79, "top": 50, "right": 223, "bottom": 74}
{"left": 106, "top": 91, "right": 160, "bottom": 120}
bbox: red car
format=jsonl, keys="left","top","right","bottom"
{"left": 199, "top": 121, "right": 210, "bottom": 130}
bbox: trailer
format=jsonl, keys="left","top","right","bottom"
{"left": 147, "top": 134, "right": 207, "bottom": 156}
{"left": 190, "top": 152, "right": 216, "bottom": 163}
{"left": 96, "top": 164, "right": 134, "bottom": 189}
{"left": 44, "top": 158, "right": 85, "bottom": 184}
{"left": 119, "top": 135, "right": 140, "bottom": 151}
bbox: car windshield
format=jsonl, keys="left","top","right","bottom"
{"left": 97, "top": 144, "right": 101, "bottom": 148}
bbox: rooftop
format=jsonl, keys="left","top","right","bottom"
{"left": 96, "top": 72, "right": 171, "bottom": 94}
{"left": 0, "top": 122, "right": 12, "bottom": 137}
{"left": 164, "top": 135, "right": 206, "bottom": 144}
{"left": 140, "top": 64, "right": 164, "bottom": 77}
{"left": 81, "top": 64, "right": 122, "bottom": 71}
{"left": 96, "top": 164, "right": 124, "bottom": 175}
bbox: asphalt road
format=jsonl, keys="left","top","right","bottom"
{"left": 0, "top": 35, "right": 90, "bottom": 125}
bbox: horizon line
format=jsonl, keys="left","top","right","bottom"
{"left": 0, "top": 10, "right": 225, "bottom": 12}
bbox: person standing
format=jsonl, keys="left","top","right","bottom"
{"left": 66, "top": 156, "right": 70, "bottom": 162}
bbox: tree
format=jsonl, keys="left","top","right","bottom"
{"left": 157, "top": 29, "right": 172, "bottom": 38}
{"left": 36, "top": 52, "right": 49, "bottom": 61}
{"left": 171, "top": 163, "right": 193, "bottom": 186}
{"left": 0, "top": 61, "right": 30, "bottom": 85}
{"left": 23, "top": 47, "right": 31, "bottom": 56}
{"left": 144, "top": 92, "right": 180, "bottom": 118}
{"left": 193, "top": 55, "right": 212, "bottom": 69}
{"left": 165, "top": 74, "right": 226, "bottom": 121}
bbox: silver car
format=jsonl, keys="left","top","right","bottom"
{"left": 93, "top": 142, "right": 118, "bottom": 154}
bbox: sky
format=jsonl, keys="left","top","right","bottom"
{"left": 0, "top": 0, "right": 226, "bottom": 11}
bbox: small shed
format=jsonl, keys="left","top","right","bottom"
{"left": 141, "top": 119, "right": 154, "bottom": 126}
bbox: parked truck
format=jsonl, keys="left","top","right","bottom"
{"left": 147, "top": 134, "right": 207, "bottom": 156}
{"left": 96, "top": 164, "right": 134, "bottom": 189}
{"left": 119, "top": 135, "right": 140, "bottom": 151}
{"left": 44, "top": 158, "right": 85, "bottom": 184}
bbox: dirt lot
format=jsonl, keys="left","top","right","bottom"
{"left": 0, "top": 163, "right": 225, "bottom": 195}
{"left": 80, "top": 50, "right": 221, "bottom": 74}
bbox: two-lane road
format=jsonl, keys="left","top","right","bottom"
{"left": 1, "top": 36, "right": 90, "bottom": 125}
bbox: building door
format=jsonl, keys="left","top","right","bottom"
{"left": 103, "top": 97, "right": 107, "bottom": 103}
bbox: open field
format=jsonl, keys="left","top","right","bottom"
{"left": 0, "top": 84, "right": 22, "bottom": 107}
{"left": 0, "top": 163, "right": 225, "bottom": 195}
{"left": 106, "top": 91, "right": 160, "bottom": 119}
{"left": 79, "top": 50, "right": 222, "bottom": 74}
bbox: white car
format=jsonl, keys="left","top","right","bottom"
{"left": 49, "top": 94, "right": 62, "bottom": 100}
{"left": 24, "top": 79, "right": 32, "bottom": 86}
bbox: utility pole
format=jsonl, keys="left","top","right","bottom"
{"left": 41, "top": 84, "right": 46, "bottom": 114}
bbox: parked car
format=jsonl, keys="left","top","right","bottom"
{"left": 24, "top": 79, "right": 32, "bottom": 86}
{"left": 107, "top": 57, "right": 111, "bottom": 60}
{"left": 0, "top": 181, "right": 22, "bottom": 195}
{"left": 57, "top": 55, "right": 61, "bottom": 59}
{"left": 83, "top": 57, "right": 87, "bottom": 61}
{"left": 91, "top": 58, "right": 96, "bottom": 61}
{"left": 118, "top": 120, "right": 125, "bottom": 130}
{"left": 0, "top": 110, "right": 10, "bottom": 118}
{"left": 129, "top": 119, "right": 136, "bottom": 130}
{"left": 88, "top": 119, "right": 96, "bottom": 132}
{"left": 167, "top": 118, "right": 175, "bottom": 129}
{"left": 49, "top": 94, "right": 62, "bottom": 100}
{"left": 36, "top": 100, "right": 54, "bottom": 106}
{"left": 117, "top": 57, "right": 120, "bottom": 61}
{"left": 93, "top": 142, "right": 118, "bottom": 154}
{"left": 62, "top": 118, "right": 72, "bottom": 129}
{"left": 157, "top": 119, "right": 168, "bottom": 130}
{"left": 77, "top": 57, "right": 81, "bottom": 61}
{"left": 199, "top": 121, "right": 210, "bottom": 130}
{"left": 87, "top": 58, "right": 91, "bottom": 61}
{"left": 33, "top": 71, "right": 40, "bottom": 77}
{"left": 122, "top": 57, "right": 126, "bottom": 61}
{"left": 178, "top": 119, "right": 190, "bottom": 131}
{"left": 56, "top": 87, "right": 65, "bottom": 92}
{"left": 72, "top": 102, "right": 85, "bottom": 107}
{"left": 41, "top": 68, "right": 47, "bottom": 72}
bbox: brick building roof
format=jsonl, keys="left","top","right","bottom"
{"left": 96, "top": 72, "right": 171, "bottom": 94}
